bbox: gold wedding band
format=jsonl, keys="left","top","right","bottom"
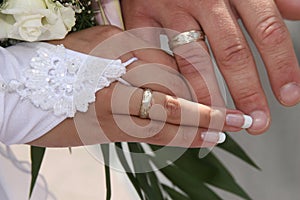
{"left": 169, "top": 30, "right": 205, "bottom": 50}
{"left": 139, "top": 89, "right": 153, "bottom": 119}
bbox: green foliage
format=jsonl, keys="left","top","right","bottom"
{"left": 218, "top": 134, "right": 260, "bottom": 170}
{"left": 101, "top": 144, "right": 111, "bottom": 200}
{"left": 29, "top": 146, "right": 46, "bottom": 198}
{"left": 30, "top": 134, "right": 258, "bottom": 199}
{"left": 113, "top": 136, "right": 256, "bottom": 200}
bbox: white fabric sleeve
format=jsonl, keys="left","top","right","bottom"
{"left": 0, "top": 42, "right": 136, "bottom": 145}
{"left": 0, "top": 43, "right": 66, "bottom": 145}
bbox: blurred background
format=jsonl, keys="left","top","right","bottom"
{"left": 0, "top": 21, "right": 299, "bottom": 200}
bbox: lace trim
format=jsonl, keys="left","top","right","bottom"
{"left": 1, "top": 45, "right": 137, "bottom": 117}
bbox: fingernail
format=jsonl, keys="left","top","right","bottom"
{"left": 226, "top": 114, "right": 253, "bottom": 129}
{"left": 201, "top": 132, "right": 226, "bottom": 144}
{"left": 280, "top": 82, "right": 300, "bottom": 106}
{"left": 249, "top": 110, "right": 269, "bottom": 131}
{"left": 218, "top": 132, "right": 226, "bottom": 143}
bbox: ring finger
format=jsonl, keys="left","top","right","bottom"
{"left": 111, "top": 82, "right": 253, "bottom": 132}
{"left": 110, "top": 83, "right": 226, "bottom": 148}
{"left": 190, "top": 0, "right": 270, "bottom": 134}
{"left": 157, "top": 9, "right": 224, "bottom": 106}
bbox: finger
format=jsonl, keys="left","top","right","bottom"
{"left": 111, "top": 83, "right": 253, "bottom": 131}
{"left": 112, "top": 114, "right": 225, "bottom": 148}
{"left": 172, "top": 42, "right": 225, "bottom": 106}
{"left": 232, "top": 0, "right": 300, "bottom": 107}
{"left": 191, "top": 0, "right": 270, "bottom": 134}
{"left": 275, "top": 0, "right": 300, "bottom": 20}
{"left": 156, "top": 8, "right": 225, "bottom": 106}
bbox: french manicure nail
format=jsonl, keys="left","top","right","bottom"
{"left": 280, "top": 82, "right": 300, "bottom": 106}
{"left": 201, "top": 132, "right": 226, "bottom": 144}
{"left": 218, "top": 132, "right": 226, "bottom": 143}
{"left": 249, "top": 110, "right": 269, "bottom": 131}
{"left": 226, "top": 114, "right": 253, "bottom": 129}
{"left": 242, "top": 115, "right": 253, "bottom": 129}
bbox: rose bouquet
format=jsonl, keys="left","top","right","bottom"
{"left": 0, "top": 0, "right": 75, "bottom": 41}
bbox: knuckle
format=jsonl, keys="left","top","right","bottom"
{"left": 209, "top": 109, "right": 225, "bottom": 129}
{"left": 270, "top": 51, "right": 296, "bottom": 75}
{"left": 197, "top": 92, "right": 212, "bottom": 105}
{"left": 235, "top": 87, "right": 263, "bottom": 108}
{"left": 219, "top": 41, "right": 251, "bottom": 68}
{"left": 164, "top": 96, "right": 181, "bottom": 123}
{"left": 274, "top": 56, "right": 293, "bottom": 73}
{"left": 202, "top": 108, "right": 212, "bottom": 125}
{"left": 256, "top": 15, "right": 289, "bottom": 46}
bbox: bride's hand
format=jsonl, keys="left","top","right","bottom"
{"left": 29, "top": 26, "right": 252, "bottom": 148}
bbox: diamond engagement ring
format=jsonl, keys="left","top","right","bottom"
{"left": 169, "top": 30, "right": 205, "bottom": 50}
{"left": 139, "top": 89, "right": 153, "bottom": 119}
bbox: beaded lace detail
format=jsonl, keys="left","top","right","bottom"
{"left": 2, "top": 45, "right": 136, "bottom": 117}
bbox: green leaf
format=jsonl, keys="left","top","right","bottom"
{"left": 29, "top": 146, "right": 46, "bottom": 198}
{"left": 128, "top": 143, "right": 164, "bottom": 200}
{"left": 149, "top": 146, "right": 252, "bottom": 200}
{"left": 115, "top": 143, "right": 144, "bottom": 200}
{"left": 202, "top": 152, "right": 252, "bottom": 200}
{"left": 150, "top": 148, "right": 222, "bottom": 200}
{"left": 161, "top": 165, "right": 222, "bottom": 200}
{"left": 162, "top": 184, "right": 189, "bottom": 200}
{"left": 150, "top": 145, "right": 216, "bottom": 182}
{"left": 100, "top": 144, "right": 111, "bottom": 200}
{"left": 147, "top": 169, "right": 165, "bottom": 200}
{"left": 218, "top": 134, "right": 260, "bottom": 170}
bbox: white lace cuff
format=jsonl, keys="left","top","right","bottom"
{"left": 1, "top": 44, "right": 137, "bottom": 118}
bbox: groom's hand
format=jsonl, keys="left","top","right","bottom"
{"left": 122, "top": 0, "right": 300, "bottom": 135}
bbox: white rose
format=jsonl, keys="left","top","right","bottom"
{"left": 13, "top": 13, "right": 45, "bottom": 41}
{"left": 44, "top": 0, "right": 75, "bottom": 32}
{"left": 0, "top": 0, "right": 75, "bottom": 42}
